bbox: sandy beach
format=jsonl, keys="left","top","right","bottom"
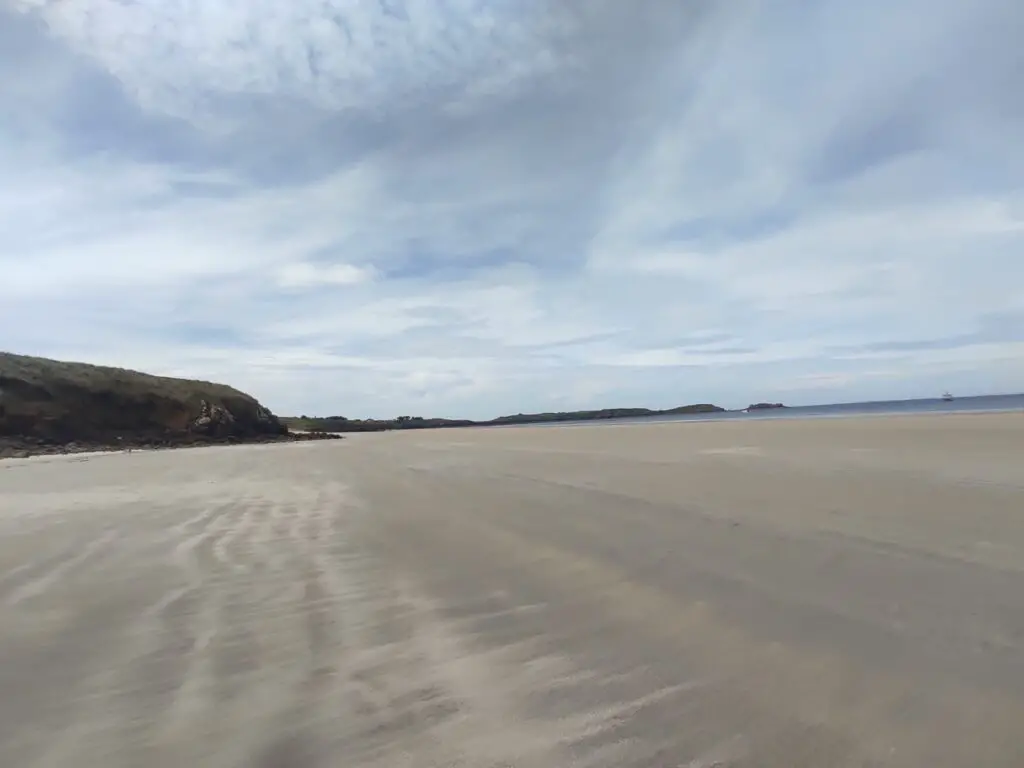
{"left": 2, "top": 413, "right": 1023, "bottom": 766}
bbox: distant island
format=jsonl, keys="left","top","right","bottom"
{"left": 745, "top": 402, "right": 787, "bottom": 412}
{"left": 284, "top": 403, "right": 726, "bottom": 433}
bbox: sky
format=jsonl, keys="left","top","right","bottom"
{"left": 2, "top": 0, "right": 1023, "bottom": 419}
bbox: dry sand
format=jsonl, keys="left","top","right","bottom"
{"left": 1, "top": 413, "right": 1023, "bottom": 766}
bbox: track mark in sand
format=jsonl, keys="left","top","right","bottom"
{"left": 170, "top": 500, "right": 231, "bottom": 537}
{"left": 0, "top": 546, "right": 78, "bottom": 595}
{"left": 699, "top": 446, "right": 763, "bottom": 457}
{"left": 319, "top": 568, "right": 717, "bottom": 768}
{"left": 157, "top": 583, "right": 221, "bottom": 734}
{"left": 683, "top": 735, "right": 751, "bottom": 767}
{"left": 25, "top": 564, "right": 213, "bottom": 766}
{"left": 248, "top": 497, "right": 294, "bottom": 576}
{"left": 156, "top": 498, "right": 239, "bottom": 558}
{"left": 252, "top": 729, "right": 322, "bottom": 768}
{"left": 212, "top": 496, "right": 262, "bottom": 574}
{"left": 42, "top": 503, "right": 243, "bottom": 764}
{"left": 159, "top": 500, "right": 265, "bottom": 738}
{"left": 97, "top": 586, "right": 208, "bottom": 758}
{"left": 63, "top": 498, "right": 254, "bottom": 758}
{"left": 233, "top": 499, "right": 279, "bottom": 573}
{"left": 148, "top": 483, "right": 361, "bottom": 763}
{"left": 3, "top": 529, "right": 119, "bottom": 607}
{"left": 171, "top": 502, "right": 237, "bottom": 584}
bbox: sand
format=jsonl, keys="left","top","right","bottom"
{"left": 1, "top": 414, "right": 1023, "bottom": 766}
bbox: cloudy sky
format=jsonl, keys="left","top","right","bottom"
{"left": 2, "top": 0, "right": 1022, "bottom": 418}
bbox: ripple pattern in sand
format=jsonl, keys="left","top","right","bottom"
{"left": 0, "top": 445, "right": 750, "bottom": 768}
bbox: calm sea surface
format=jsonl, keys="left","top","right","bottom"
{"left": 540, "top": 394, "right": 1024, "bottom": 428}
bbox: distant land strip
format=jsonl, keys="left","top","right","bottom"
{"left": 282, "top": 403, "right": 726, "bottom": 433}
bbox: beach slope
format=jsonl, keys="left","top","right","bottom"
{"left": 1, "top": 414, "right": 1022, "bottom": 766}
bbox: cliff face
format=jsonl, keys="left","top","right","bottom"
{"left": 0, "top": 352, "right": 286, "bottom": 448}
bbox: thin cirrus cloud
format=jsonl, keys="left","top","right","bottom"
{"left": 1, "top": 0, "right": 1022, "bottom": 418}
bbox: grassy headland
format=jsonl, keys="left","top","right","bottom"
{"left": 0, "top": 351, "right": 335, "bottom": 458}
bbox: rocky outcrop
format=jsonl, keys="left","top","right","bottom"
{"left": 190, "top": 399, "right": 237, "bottom": 436}
{"left": 0, "top": 351, "right": 340, "bottom": 458}
{"left": 745, "top": 402, "right": 786, "bottom": 411}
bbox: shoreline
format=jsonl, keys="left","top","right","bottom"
{"left": 0, "top": 430, "right": 342, "bottom": 461}
{"left": 4, "top": 404, "right": 1020, "bottom": 458}
{"left": 445, "top": 402, "right": 1024, "bottom": 432}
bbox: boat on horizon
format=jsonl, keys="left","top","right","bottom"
{"left": 941, "top": 391, "right": 954, "bottom": 402}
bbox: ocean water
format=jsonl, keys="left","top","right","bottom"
{"left": 546, "top": 393, "right": 1024, "bottom": 428}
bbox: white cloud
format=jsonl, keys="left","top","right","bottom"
{"left": 2, "top": 1, "right": 1023, "bottom": 418}
{"left": 10, "top": 0, "right": 576, "bottom": 123}
{"left": 276, "top": 261, "right": 374, "bottom": 289}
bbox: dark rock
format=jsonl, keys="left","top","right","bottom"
{"left": 189, "top": 399, "right": 238, "bottom": 436}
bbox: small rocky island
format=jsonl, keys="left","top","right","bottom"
{"left": 745, "top": 402, "right": 787, "bottom": 412}
{"left": 0, "top": 351, "right": 340, "bottom": 459}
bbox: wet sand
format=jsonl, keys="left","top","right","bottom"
{"left": 1, "top": 413, "right": 1023, "bottom": 766}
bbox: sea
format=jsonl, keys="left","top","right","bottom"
{"left": 543, "top": 393, "right": 1024, "bottom": 428}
